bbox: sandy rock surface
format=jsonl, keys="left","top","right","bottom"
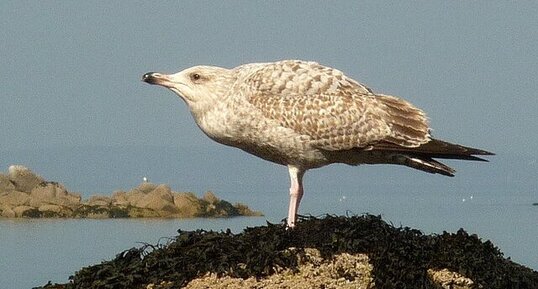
{"left": 183, "top": 248, "right": 374, "bottom": 289}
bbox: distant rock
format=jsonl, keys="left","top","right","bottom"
{"left": 135, "top": 184, "right": 179, "bottom": 216}
{"left": 137, "top": 182, "right": 158, "bottom": 194}
{"left": 1, "top": 207, "right": 15, "bottom": 218}
{"left": 0, "top": 191, "right": 30, "bottom": 207}
{"left": 173, "top": 192, "right": 202, "bottom": 218}
{"left": 202, "top": 191, "right": 219, "bottom": 204}
{"left": 111, "top": 191, "right": 129, "bottom": 206}
{"left": 0, "top": 165, "right": 262, "bottom": 219}
{"left": 38, "top": 204, "right": 65, "bottom": 216}
{"left": 29, "top": 182, "right": 81, "bottom": 208}
{"left": 0, "top": 174, "right": 16, "bottom": 192}
{"left": 88, "top": 195, "right": 112, "bottom": 207}
{"left": 8, "top": 165, "right": 45, "bottom": 193}
{"left": 13, "top": 205, "right": 37, "bottom": 217}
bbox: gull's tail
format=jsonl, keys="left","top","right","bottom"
{"left": 375, "top": 139, "right": 494, "bottom": 177}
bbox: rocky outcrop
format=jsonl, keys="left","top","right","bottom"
{"left": 0, "top": 165, "right": 262, "bottom": 219}
{"left": 8, "top": 165, "right": 45, "bottom": 193}
{"left": 29, "top": 182, "right": 82, "bottom": 208}
{"left": 173, "top": 192, "right": 203, "bottom": 218}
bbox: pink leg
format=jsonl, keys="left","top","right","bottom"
{"left": 287, "top": 166, "right": 305, "bottom": 228}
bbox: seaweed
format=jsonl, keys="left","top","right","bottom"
{"left": 38, "top": 215, "right": 538, "bottom": 289}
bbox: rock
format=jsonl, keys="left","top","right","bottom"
{"left": 64, "top": 192, "right": 82, "bottom": 206}
{"left": 38, "top": 204, "right": 64, "bottom": 214}
{"left": 127, "top": 207, "right": 161, "bottom": 218}
{"left": 8, "top": 165, "right": 45, "bottom": 193}
{"left": 204, "top": 203, "right": 217, "bottom": 215}
{"left": 427, "top": 268, "right": 474, "bottom": 289}
{"left": 29, "top": 183, "right": 58, "bottom": 206}
{"left": 13, "top": 205, "right": 38, "bottom": 217}
{"left": 108, "top": 206, "right": 129, "bottom": 218}
{"left": 1, "top": 207, "right": 16, "bottom": 218}
{"left": 72, "top": 204, "right": 117, "bottom": 219}
{"left": 136, "top": 185, "right": 178, "bottom": 216}
{"left": 88, "top": 195, "right": 112, "bottom": 207}
{"left": 125, "top": 183, "right": 162, "bottom": 207}
{"left": 0, "top": 191, "right": 30, "bottom": 206}
{"left": 0, "top": 174, "right": 16, "bottom": 192}
{"left": 173, "top": 192, "right": 202, "bottom": 217}
{"left": 126, "top": 190, "right": 146, "bottom": 207}
{"left": 202, "top": 191, "right": 219, "bottom": 204}
{"left": 84, "top": 207, "right": 110, "bottom": 219}
{"left": 184, "top": 252, "right": 476, "bottom": 289}
{"left": 1, "top": 166, "right": 261, "bottom": 219}
{"left": 137, "top": 182, "right": 158, "bottom": 194}
{"left": 152, "top": 185, "right": 174, "bottom": 203}
{"left": 111, "top": 191, "right": 130, "bottom": 206}
{"left": 29, "top": 182, "right": 81, "bottom": 207}
{"left": 201, "top": 199, "right": 240, "bottom": 217}
{"left": 184, "top": 248, "right": 374, "bottom": 289}
{"left": 234, "top": 203, "right": 263, "bottom": 217}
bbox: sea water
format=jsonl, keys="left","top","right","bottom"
{"left": 1, "top": 189, "right": 537, "bottom": 289}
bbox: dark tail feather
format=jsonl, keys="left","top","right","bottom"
{"left": 394, "top": 154, "right": 456, "bottom": 176}
{"left": 413, "top": 139, "right": 494, "bottom": 161}
{"left": 374, "top": 138, "right": 494, "bottom": 176}
{"left": 372, "top": 139, "right": 494, "bottom": 161}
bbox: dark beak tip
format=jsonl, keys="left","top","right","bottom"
{"left": 142, "top": 72, "right": 158, "bottom": 84}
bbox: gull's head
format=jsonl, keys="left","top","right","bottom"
{"left": 142, "top": 65, "right": 233, "bottom": 106}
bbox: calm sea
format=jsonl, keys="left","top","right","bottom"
{"left": 1, "top": 148, "right": 537, "bottom": 288}
{"left": 1, "top": 189, "right": 537, "bottom": 289}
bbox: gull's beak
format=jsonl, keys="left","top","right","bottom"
{"left": 142, "top": 72, "right": 173, "bottom": 87}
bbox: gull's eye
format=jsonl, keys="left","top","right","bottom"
{"left": 191, "top": 73, "right": 201, "bottom": 81}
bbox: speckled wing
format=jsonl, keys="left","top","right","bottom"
{"left": 241, "top": 60, "right": 430, "bottom": 151}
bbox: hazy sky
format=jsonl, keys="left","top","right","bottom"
{"left": 1, "top": 2, "right": 537, "bottom": 195}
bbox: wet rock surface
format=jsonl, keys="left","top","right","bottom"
{"left": 38, "top": 215, "right": 538, "bottom": 289}
{"left": 0, "top": 165, "right": 261, "bottom": 219}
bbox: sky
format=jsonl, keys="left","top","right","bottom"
{"left": 0, "top": 1, "right": 537, "bottom": 196}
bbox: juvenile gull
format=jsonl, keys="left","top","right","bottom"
{"left": 142, "top": 60, "right": 493, "bottom": 227}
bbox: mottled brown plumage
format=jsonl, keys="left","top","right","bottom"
{"left": 142, "top": 60, "right": 493, "bottom": 227}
